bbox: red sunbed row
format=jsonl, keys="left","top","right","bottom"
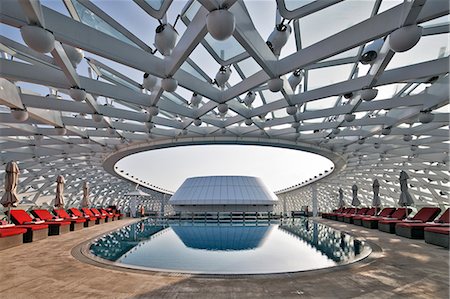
{"left": 322, "top": 205, "right": 449, "bottom": 248}
{"left": 0, "top": 207, "right": 123, "bottom": 251}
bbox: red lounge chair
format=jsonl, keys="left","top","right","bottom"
{"left": 91, "top": 208, "right": 109, "bottom": 222}
{"left": 378, "top": 207, "right": 441, "bottom": 234}
{"left": 100, "top": 208, "right": 115, "bottom": 221}
{"left": 424, "top": 226, "right": 449, "bottom": 248}
{"left": 81, "top": 208, "right": 105, "bottom": 224}
{"left": 9, "top": 210, "right": 49, "bottom": 242}
{"left": 322, "top": 207, "right": 344, "bottom": 219}
{"left": 361, "top": 208, "right": 401, "bottom": 229}
{"left": 52, "top": 209, "right": 86, "bottom": 231}
{"left": 107, "top": 208, "right": 123, "bottom": 220}
{"left": 395, "top": 208, "right": 450, "bottom": 239}
{"left": 337, "top": 208, "right": 356, "bottom": 222}
{"left": 29, "top": 209, "right": 71, "bottom": 235}
{"left": 352, "top": 208, "right": 378, "bottom": 226}
{"left": 68, "top": 208, "right": 97, "bottom": 227}
{"left": 343, "top": 208, "right": 369, "bottom": 224}
{"left": 0, "top": 223, "right": 27, "bottom": 250}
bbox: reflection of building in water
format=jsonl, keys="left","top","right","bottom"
{"left": 280, "top": 219, "right": 364, "bottom": 262}
{"left": 171, "top": 224, "right": 273, "bottom": 251}
{"left": 90, "top": 221, "right": 165, "bottom": 261}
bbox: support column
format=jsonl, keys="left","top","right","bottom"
{"left": 311, "top": 183, "right": 318, "bottom": 217}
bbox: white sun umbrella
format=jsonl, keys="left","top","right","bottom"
{"left": 0, "top": 161, "right": 20, "bottom": 223}
{"left": 351, "top": 184, "right": 361, "bottom": 214}
{"left": 398, "top": 170, "right": 414, "bottom": 217}
{"left": 372, "top": 179, "right": 381, "bottom": 215}
{"left": 54, "top": 175, "right": 65, "bottom": 208}
{"left": 338, "top": 188, "right": 345, "bottom": 208}
{"left": 80, "top": 181, "right": 90, "bottom": 208}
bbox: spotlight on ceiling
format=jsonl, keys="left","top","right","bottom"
{"left": 62, "top": 44, "right": 84, "bottom": 68}
{"left": 286, "top": 105, "right": 297, "bottom": 116}
{"left": 206, "top": 9, "right": 235, "bottom": 41}
{"left": 360, "top": 88, "right": 378, "bottom": 101}
{"left": 243, "top": 91, "right": 256, "bottom": 107}
{"left": 55, "top": 126, "right": 67, "bottom": 136}
{"left": 418, "top": 110, "right": 434, "bottom": 124}
{"left": 360, "top": 38, "right": 383, "bottom": 64}
{"left": 190, "top": 93, "right": 202, "bottom": 107}
{"left": 403, "top": 134, "right": 412, "bottom": 142}
{"left": 266, "top": 23, "right": 291, "bottom": 56}
{"left": 214, "top": 66, "right": 231, "bottom": 87}
{"left": 388, "top": 24, "right": 422, "bottom": 53}
{"left": 145, "top": 122, "right": 154, "bottom": 131}
{"left": 147, "top": 106, "right": 159, "bottom": 116}
{"left": 288, "top": 69, "right": 304, "bottom": 90}
{"left": 20, "top": 25, "right": 55, "bottom": 53}
{"left": 344, "top": 113, "right": 355, "bottom": 122}
{"left": 143, "top": 73, "right": 158, "bottom": 91}
{"left": 268, "top": 77, "right": 283, "bottom": 92}
{"left": 193, "top": 119, "right": 202, "bottom": 126}
{"left": 11, "top": 108, "right": 29, "bottom": 121}
{"left": 161, "top": 77, "right": 178, "bottom": 92}
{"left": 218, "top": 103, "right": 229, "bottom": 115}
{"left": 154, "top": 22, "right": 178, "bottom": 56}
{"left": 381, "top": 127, "right": 391, "bottom": 135}
{"left": 244, "top": 118, "right": 253, "bottom": 126}
{"left": 69, "top": 87, "right": 87, "bottom": 102}
{"left": 92, "top": 113, "right": 103, "bottom": 123}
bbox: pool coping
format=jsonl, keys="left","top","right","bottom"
{"left": 71, "top": 219, "right": 383, "bottom": 279}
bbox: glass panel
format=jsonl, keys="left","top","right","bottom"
{"left": 180, "top": 61, "right": 208, "bottom": 82}
{"left": 145, "top": 0, "right": 164, "bottom": 10}
{"left": 299, "top": 1, "right": 374, "bottom": 48}
{"left": 183, "top": 0, "right": 201, "bottom": 21}
{"left": 41, "top": 0, "right": 71, "bottom": 17}
{"left": 378, "top": 0, "right": 403, "bottom": 14}
{"left": 420, "top": 15, "right": 450, "bottom": 27}
{"left": 261, "top": 90, "right": 282, "bottom": 104}
{"left": 283, "top": 0, "right": 316, "bottom": 11}
{"left": 305, "top": 96, "right": 338, "bottom": 111}
{"left": 307, "top": 64, "right": 353, "bottom": 90}
{"left": 97, "top": 67, "right": 141, "bottom": 92}
{"left": 204, "top": 34, "right": 245, "bottom": 61}
{"left": 386, "top": 33, "right": 450, "bottom": 70}
{"left": 236, "top": 57, "right": 262, "bottom": 78}
{"left": 72, "top": 0, "right": 140, "bottom": 48}
{"left": 244, "top": 0, "right": 276, "bottom": 43}
{"left": 372, "top": 83, "right": 407, "bottom": 100}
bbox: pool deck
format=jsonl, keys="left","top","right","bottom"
{"left": 0, "top": 217, "right": 448, "bottom": 299}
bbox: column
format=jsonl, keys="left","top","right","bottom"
{"left": 311, "top": 183, "right": 318, "bottom": 217}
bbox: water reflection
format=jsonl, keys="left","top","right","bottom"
{"left": 90, "top": 218, "right": 371, "bottom": 273}
{"left": 172, "top": 225, "right": 272, "bottom": 251}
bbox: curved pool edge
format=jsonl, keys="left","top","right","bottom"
{"left": 71, "top": 220, "right": 383, "bottom": 279}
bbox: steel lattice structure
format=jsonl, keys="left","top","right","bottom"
{"left": 0, "top": 0, "right": 448, "bottom": 212}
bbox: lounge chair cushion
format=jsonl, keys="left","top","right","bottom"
{"left": 410, "top": 207, "right": 441, "bottom": 223}
{"left": 425, "top": 226, "right": 450, "bottom": 235}
{"left": 0, "top": 227, "right": 27, "bottom": 237}
{"left": 10, "top": 210, "right": 34, "bottom": 224}
{"left": 16, "top": 224, "right": 49, "bottom": 231}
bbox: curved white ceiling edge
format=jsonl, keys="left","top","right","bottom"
{"left": 102, "top": 136, "right": 346, "bottom": 195}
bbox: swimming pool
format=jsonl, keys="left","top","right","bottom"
{"left": 89, "top": 219, "right": 371, "bottom": 275}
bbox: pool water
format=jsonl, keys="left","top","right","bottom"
{"left": 90, "top": 219, "right": 371, "bottom": 274}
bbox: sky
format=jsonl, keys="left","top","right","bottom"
{"left": 116, "top": 144, "right": 334, "bottom": 192}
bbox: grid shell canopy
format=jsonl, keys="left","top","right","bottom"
{"left": 169, "top": 176, "right": 278, "bottom": 206}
